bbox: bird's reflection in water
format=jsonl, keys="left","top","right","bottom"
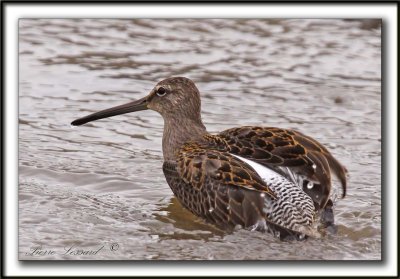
{"left": 153, "top": 197, "right": 226, "bottom": 241}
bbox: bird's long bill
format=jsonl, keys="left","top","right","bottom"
{"left": 71, "top": 96, "right": 148, "bottom": 126}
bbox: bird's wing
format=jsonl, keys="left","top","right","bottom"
{"left": 176, "top": 142, "right": 277, "bottom": 199}
{"left": 166, "top": 142, "right": 319, "bottom": 238}
{"left": 218, "top": 126, "right": 347, "bottom": 209}
{"left": 163, "top": 160, "right": 269, "bottom": 231}
{"left": 290, "top": 129, "right": 348, "bottom": 194}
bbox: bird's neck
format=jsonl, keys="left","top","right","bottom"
{"left": 162, "top": 115, "right": 208, "bottom": 161}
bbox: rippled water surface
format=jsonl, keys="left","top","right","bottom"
{"left": 19, "top": 19, "right": 381, "bottom": 260}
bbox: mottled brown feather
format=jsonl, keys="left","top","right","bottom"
{"left": 164, "top": 161, "right": 309, "bottom": 239}
{"left": 291, "top": 129, "right": 348, "bottom": 197}
{"left": 176, "top": 140, "right": 277, "bottom": 199}
{"left": 218, "top": 126, "right": 347, "bottom": 209}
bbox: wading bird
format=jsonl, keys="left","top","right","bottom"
{"left": 71, "top": 77, "right": 347, "bottom": 240}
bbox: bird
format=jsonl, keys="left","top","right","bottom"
{"left": 71, "top": 77, "right": 347, "bottom": 241}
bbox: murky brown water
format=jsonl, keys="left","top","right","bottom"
{"left": 19, "top": 19, "right": 381, "bottom": 260}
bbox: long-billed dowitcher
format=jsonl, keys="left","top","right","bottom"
{"left": 71, "top": 77, "right": 347, "bottom": 240}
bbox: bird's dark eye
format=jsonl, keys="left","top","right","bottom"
{"left": 156, "top": 87, "right": 167, "bottom": 97}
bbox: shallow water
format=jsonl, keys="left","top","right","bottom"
{"left": 19, "top": 19, "right": 381, "bottom": 260}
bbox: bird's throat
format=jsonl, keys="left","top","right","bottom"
{"left": 162, "top": 116, "right": 208, "bottom": 161}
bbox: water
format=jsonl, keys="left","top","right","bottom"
{"left": 19, "top": 19, "right": 381, "bottom": 260}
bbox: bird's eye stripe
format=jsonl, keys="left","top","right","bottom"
{"left": 156, "top": 87, "right": 167, "bottom": 96}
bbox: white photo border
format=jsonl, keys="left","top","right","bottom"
{"left": 4, "top": 2, "right": 397, "bottom": 277}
